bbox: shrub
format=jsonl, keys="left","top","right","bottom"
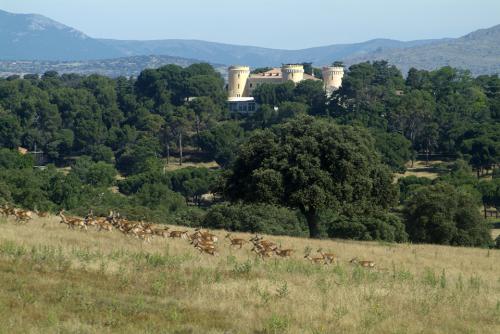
{"left": 398, "top": 176, "right": 432, "bottom": 202}
{"left": 404, "top": 183, "right": 492, "bottom": 247}
{"left": 70, "top": 156, "right": 117, "bottom": 187}
{"left": 325, "top": 212, "right": 408, "bottom": 242}
{"left": 202, "top": 203, "right": 308, "bottom": 237}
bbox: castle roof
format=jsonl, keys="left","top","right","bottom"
{"left": 248, "top": 68, "right": 320, "bottom": 81}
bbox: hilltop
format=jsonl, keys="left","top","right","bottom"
{"left": 0, "top": 9, "right": 120, "bottom": 60}
{"left": 2, "top": 9, "right": 500, "bottom": 75}
{"left": 348, "top": 24, "right": 500, "bottom": 75}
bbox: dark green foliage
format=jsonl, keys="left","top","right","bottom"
{"left": 202, "top": 203, "right": 308, "bottom": 237}
{"left": 0, "top": 181, "right": 12, "bottom": 205}
{"left": 252, "top": 81, "right": 295, "bottom": 106}
{"left": 398, "top": 176, "right": 433, "bottom": 202}
{"left": 169, "top": 167, "right": 218, "bottom": 205}
{"left": 0, "top": 113, "right": 21, "bottom": 148}
{"left": 404, "top": 183, "right": 492, "bottom": 247}
{"left": 133, "top": 183, "right": 186, "bottom": 212}
{"left": 324, "top": 211, "right": 408, "bottom": 242}
{"left": 0, "top": 149, "right": 33, "bottom": 169}
{"left": 116, "top": 137, "right": 162, "bottom": 176}
{"left": 371, "top": 130, "right": 414, "bottom": 172}
{"left": 70, "top": 156, "right": 117, "bottom": 187}
{"left": 226, "top": 115, "right": 398, "bottom": 238}
{"left": 198, "top": 121, "right": 245, "bottom": 167}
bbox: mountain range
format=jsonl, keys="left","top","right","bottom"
{"left": 0, "top": 9, "right": 499, "bottom": 76}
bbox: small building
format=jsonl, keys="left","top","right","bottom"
{"left": 227, "top": 97, "right": 258, "bottom": 114}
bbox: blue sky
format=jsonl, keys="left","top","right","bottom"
{"left": 1, "top": 0, "right": 499, "bottom": 49}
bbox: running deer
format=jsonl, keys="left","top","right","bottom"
{"left": 350, "top": 257, "right": 376, "bottom": 268}
{"left": 317, "top": 248, "right": 337, "bottom": 264}
{"left": 225, "top": 233, "right": 247, "bottom": 249}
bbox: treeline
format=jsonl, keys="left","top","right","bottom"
{"left": 0, "top": 61, "right": 499, "bottom": 247}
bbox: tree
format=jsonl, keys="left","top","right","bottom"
{"left": 371, "top": 130, "right": 414, "bottom": 173}
{"left": 293, "top": 80, "right": 326, "bottom": 115}
{"left": 198, "top": 121, "right": 245, "bottom": 167}
{"left": 404, "top": 183, "right": 492, "bottom": 247}
{"left": 202, "top": 203, "right": 307, "bottom": 236}
{"left": 477, "top": 179, "right": 500, "bottom": 217}
{"left": 0, "top": 112, "right": 21, "bottom": 148}
{"left": 225, "top": 115, "right": 398, "bottom": 238}
{"left": 70, "top": 156, "right": 117, "bottom": 187}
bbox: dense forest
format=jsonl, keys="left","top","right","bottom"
{"left": 0, "top": 61, "right": 499, "bottom": 248}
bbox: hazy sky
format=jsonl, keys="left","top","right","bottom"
{"left": 1, "top": 0, "right": 499, "bottom": 49}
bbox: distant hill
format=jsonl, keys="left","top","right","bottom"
{"left": 0, "top": 9, "right": 499, "bottom": 76}
{"left": 0, "top": 55, "right": 226, "bottom": 78}
{"left": 346, "top": 25, "right": 500, "bottom": 76}
{"left": 0, "top": 9, "right": 120, "bottom": 60}
{"left": 100, "top": 38, "right": 443, "bottom": 68}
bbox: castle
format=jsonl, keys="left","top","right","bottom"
{"left": 227, "top": 63, "right": 344, "bottom": 113}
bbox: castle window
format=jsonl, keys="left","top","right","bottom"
{"left": 250, "top": 83, "right": 253, "bottom": 88}
{"left": 238, "top": 84, "right": 240, "bottom": 89}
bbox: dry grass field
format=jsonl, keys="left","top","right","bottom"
{"left": 395, "top": 160, "right": 445, "bottom": 180}
{"left": 0, "top": 215, "right": 499, "bottom": 334}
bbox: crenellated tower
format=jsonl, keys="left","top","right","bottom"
{"left": 322, "top": 65, "right": 344, "bottom": 96}
{"left": 227, "top": 66, "right": 250, "bottom": 98}
{"left": 281, "top": 64, "right": 304, "bottom": 83}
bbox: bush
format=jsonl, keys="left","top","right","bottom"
{"left": 202, "top": 203, "right": 308, "bottom": 237}
{"left": 0, "top": 149, "right": 34, "bottom": 169}
{"left": 0, "top": 181, "right": 12, "bottom": 205}
{"left": 86, "top": 144, "right": 115, "bottom": 163}
{"left": 404, "top": 183, "right": 492, "bottom": 247}
{"left": 70, "top": 156, "right": 117, "bottom": 187}
{"left": 325, "top": 211, "right": 408, "bottom": 242}
{"left": 495, "top": 235, "right": 500, "bottom": 249}
{"left": 398, "top": 176, "right": 432, "bottom": 202}
{"left": 132, "top": 183, "right": 186, "bottom": 213}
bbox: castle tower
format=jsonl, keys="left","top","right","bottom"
{"left": 281, "top": 64, "right": 304, "bottom": 84}
{"left": 322, "top": 65, "right": 344, "bottom": 96}
{"left": 227, "top": 66, "right": 250, "bottom": 98}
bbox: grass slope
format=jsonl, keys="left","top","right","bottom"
{"left": 0, "top": 216, "right": 499, "bottom": 333}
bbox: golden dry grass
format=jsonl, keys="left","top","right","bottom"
{"left": 0, "top": 215, "right": 499, "bottom": 333}
{"left": 395, "top": 160, "right": 445, "bottom": 180}
{"left": 164, "top": 159, "right": 219, "bottom": 172}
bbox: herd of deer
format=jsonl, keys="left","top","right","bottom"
{"left": 0, "top": 205, "right": 375, "bottom": 267}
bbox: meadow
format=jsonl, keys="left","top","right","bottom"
{"left": 0, "top": 215, "right": 499, "bottom": 334}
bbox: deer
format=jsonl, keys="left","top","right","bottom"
{"left": 14, "top": 209, "right": 33, "bottom": 223}
{"left": 0, "top": 204, "right": 15, "bottom": 217}
{"left": 58, "top": 210, "right": 87, "bottom": 231}
{"left": 191, "top": 228, "right": 218, "bottom": 243}
{"left": 317, "top": 248, "right": 337, "bottom": 264}
{"left": 304, "top": 249, "right": 326, "bottom": 264}
{"left": 191, "top": 238, "right": 218, "bottom": 256}
{"left": 350, "top": 257, "right": 375, "bottom": 268}
{"left": 250, "top": 235, "right": 278, "bottom": 252}
{"left": 169, "top": 230, "right": 189, "bottom": 239}
{"left": 136, "top": 230, "right": 153, "bottom": 243}
{"left": 34, "top": 208, "right": 49, "bottom": 218}
{"left": 152, "top": 226, "right": 170, "bottom": 238}
{"left": 225, "top": 233, "right": 247, "bottom": 249}
{"left": 96, "top": 220, "right": 113, "bottom": 232}
{"left": 275, "top": 247, "right": 294, "bottom": 258}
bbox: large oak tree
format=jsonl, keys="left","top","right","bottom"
{"left": 225, "top": 115, "right": 398, "bottom": 238}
